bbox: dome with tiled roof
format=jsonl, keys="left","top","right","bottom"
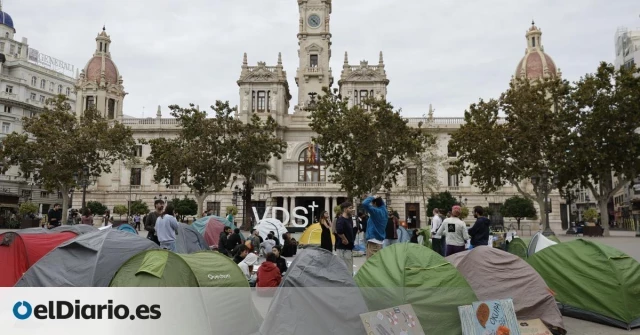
{"left": 81, "top": 27, "right": 120, "bottom": 85}
{"left": 514, "top": 22, "right": 561, "bottom": 80}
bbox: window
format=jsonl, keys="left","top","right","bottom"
{"left": 9, "top": 44, "right": 14, "bottom": 54}
{"left": 57, "top": 192, "right": 63, "bottom": 199}
{"left": 66, "top": 87, "right": 71, "bottom": 96}
{"left": 30, "top": 93, "right": 36, "bottom": 100}
{"left": 3, "top": 106, "right": 11, "bottom": 114}
{"left": 21, "top": 190, "right": 31, "bottom": 200}
{"left": 1, "top": 122, "right": 9, "bottom": 133}
{"left": 0, "top": 42, "right": 4, "bottom": 52}
{"left": 532, "top": 37, "right": 536, "bottom": 47}
{"left": 49, "top": 82, "right": 54, "bottom": 92}
{"left": 406, "top": 168, "right": 418, "bottom": 187}
{"left": 108, "top": 99, "right": 115, "bottom": 119}
{"left": 86, "top": 96, "right": 95, "bottom": 109}
{"left": 58, "top": 85, "right": 63, "bottom": 94}
{"left": 447, "top": 144, "right": 457, "bottom": 157}
{"left": 39, "top": 95, "right": 45, "bottom": 102}
{"left": 257, "top": 91, "right": 266, "bottom": 111}
{"left": 17, "top": 46, "right": 21, "bottom": 55}
{"left": 298, "top": 144, "right": 326, "bottom": 182}
{"left": 170, "top": 173, "right": 181, "bottom": 186}
{"left": 30, "top": 111, "right": 36, "bottom": 117}
{"left": 40, "top": 191, "right": 49, "bottom": 198}
{"left": 5, "top": 85, "right": 12, "bottom": 93}
{"left": 251, "top": 91, "right": 256, "bottom": 111}
{"left": 40, "top": 79, "right": 46, "bottom": 89}
{"left": 130, "top": 168, "right": 142, "bottom": 186}
{"left": 310, "top": 55, "right": 318, "bottom": 67}
{"left": 353, "top": 90, "right": 358, "bottom": 105}
{"left": 206, "top": 202, "right": 221, "bottom": 216}
{"left": 359, "top": 90, "right": 368, "bottom": 107}
{"left": 100, "top": 42, "right": 103, "bottom": 52}
{"left": 255, "top": 173, "right": 267, "bottom": 186}
{"left": 31, "top": 76, "right": 37, "bottom": 86}
{"left": 447, "top": 171, "right": 459, "bottom": 187}
{"left": 132, "top": 145, "right": 142, "bottom": 157}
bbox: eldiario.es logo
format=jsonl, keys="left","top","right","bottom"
{"left": 13, "top": 300, "right": 161, "bottom": 320}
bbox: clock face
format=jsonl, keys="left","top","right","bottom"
{"left": 308, "top": 14, "right": 321, "bottom": 28}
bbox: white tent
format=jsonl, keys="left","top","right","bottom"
{"left": 527, "top": 232, "right": 557, "bottom": 256}
{"left": 254, "top": 218, "right": 288, "bottom": 245}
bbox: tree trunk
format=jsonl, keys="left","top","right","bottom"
{"left": 241, "top": 184, "right": 253, "bottom": 231}
{"left": 536, "top": 196, "right": 547, "bottom": 231}
{"left": 598, "top": 200, "right": 610, "bottom": 237}
{"left": 195, "top": 193, "right": 209, "bottom": 219}
{"left": 61, "top": 186, "right": 70, "bottom": 226}
{"left": 517, "top": 218, "right": 521, "bottom": 230}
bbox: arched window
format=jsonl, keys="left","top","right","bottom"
{"left": 57, "top": 85, "right": 63, "bottom": 94}
{"left": 66, "top": 87, "right": 71, "bottom": 96}
{"left": 31, "top": 76, "right": 37, "bottom": 86}
{"left": 298, "top": 144, "right": 326, "bottom": 182}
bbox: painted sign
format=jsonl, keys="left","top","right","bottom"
{"left": 252, "top": 205, "right": 317, "bottom": 227}
{"left": 27, "top": 48, "right": 75, "bottom": 75}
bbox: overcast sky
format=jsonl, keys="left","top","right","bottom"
{"left": 8, "top": 0, "right": 639, "bottom": 118}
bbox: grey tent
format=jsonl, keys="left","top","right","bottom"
{"left": 446, "top": 247, "right": 565, "bottom": 333}
{"left": 257, "top": 247, "right": 368, "bottom": 335}
{"left": 51, "top": 225, "right": 98, "bottom": 235}
{"left": 15, "top": 229, "right": 159, "bottom": 287}
{"left": 176, "top": 223, "right": 208, "bottom": 254}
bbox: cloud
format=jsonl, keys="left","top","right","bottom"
{"left": 8, "top": 0, "right": 638, "bottom": 118}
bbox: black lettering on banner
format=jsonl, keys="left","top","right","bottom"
{"left": 107, "top": 300, "right": 114, "bottom": 319}
{"left": 56, "top": 301, "right": 74, "bottom": 319}
{"left": 34, "top": 305, "right": 47, "bottom": 319}
{"left": 447, "top": 223, "right": 456, "bottom": 233}
{"left": 48, "top": 301, "right": 55, "bottom": 319}
{"left": 114, "top": 305, "right": 129, "bottom": 320}
{"left": 81, "top": 305, "right": 97, "bottom": 319}
{"left": 136, "top": 305, "right": 150, "bottom": 320}
{"left": 74, "top": 300, "right": 81, "bottom": 320}
{"left": 150, "top": 305, "right": 162, "bottom": 320}
{"left": 98, "top": 304, "right": 108, "bottom": 319}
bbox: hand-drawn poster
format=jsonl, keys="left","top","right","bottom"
{"left": 459, "top": 298, "right": 521, "bottom": 335}
{"left": 518, "top": 319, "right": 551, "bottom": 335}
{"left": 360, "top": 304, "right": 425, "bottom": 335}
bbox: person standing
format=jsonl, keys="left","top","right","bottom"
{"left": 468, "top": 206, "right": 491, "bottom": 249}
{"left": 226, "top": 210, "right": 234, "bottom": 225}
{"left": 435, "top": 206, "right": 470, "bottom": 256}
{"left": 431, "top": 208, "right": 445, "bottom": 256}
{"left": 80, "top": 208, "right": 94, "bottom": 226}
{"left": 47, "top": 204, "right": 62, "bottom": 229}
{"left": 249, "top": 229, "right": 262, "bottom": 255}
{"left": 103, "top": 210, "right": 111, "bottom": 227}
{"left": 362, "top": 196, "right": 388, "bottom": 259}
{"left": 133, "top": 214, "right": 141, "bottom": 231}
{"left": 156, "top": 204, "right": 179, "bottom": 251}
{"left": 145, "top": 200, "right": 164, "bottom": 245}
{"left": 319, "top": 211, "right": 333, "bottom": 252}
{"left": 218, "top": 226, "right": 232, "bottom": 256}
{"left": 384, "top": 210, "right": 399, "bottom": 247}
{"left": 335, "top": 202, "right": 355, "bottom": 275}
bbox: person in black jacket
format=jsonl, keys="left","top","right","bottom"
{"left": 144, "top": 200, "right": 164, "bottom": 245}
{"left": 468, "top": 206, "right": 491, "bottom": 248}
{"left": 218, "top": 227, "right": 232, "bottom": 256}
{"left": 271, "top": 245, "right": 288, "bottom": 274}
{"left": 226, "top": 228, "right": 243, "bottom": 251}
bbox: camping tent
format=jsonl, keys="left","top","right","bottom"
{"left": 116, "top": 224, "right": 137, "bottom": 235}
{"left": 15, "top": 229, "right": 159, "bottom": 287}
{"left": 527, "top": 232, "right": 557, "bottom": 256}
{"left": 258, "top": 247, "right": 368, "bottom": 335}
{"left": 354, "top": 243, "right": 477, "bottom": 335}
{"left": 52, "top": 225, "right": 98, "bottom": 235}
{"left": 298, "top": 222, "right": 334, "bottom": 246}
{"left": 176, "top": 223, "right": 208, "bottom": 253}
{"left": 192, "top": 217, "right": 226, "bottom": 248}
{"left": 0, "top": 231, "right": 77, "bottom": 287}
{"left": 528, "top": 239, "right": 640, "bottom": 330}
{"left": 507, "top": 237, "right": 528, "bottom": 259}
{"left": 254, "top": 218, "right": 288, "bottom": 245}
{"left": 110, "top": 250, "right": 262, "bottom": 335}
{"left": 446, "top": 247, "right": 565, "bottom": 332}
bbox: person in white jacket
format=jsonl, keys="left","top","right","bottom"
{"left": 435, "top": 205, "right": 469, "bottom": 256}
{"left": 238, "top": 253, "right": 258, "bottom": 287}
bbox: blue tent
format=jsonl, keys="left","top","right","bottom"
{"left": 117, "top": 224, "right": 137, "bottom": 235}
{"left": 192, "top": 216, "right": 243, "bottom": 241}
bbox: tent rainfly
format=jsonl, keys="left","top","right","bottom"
{"left": 254, "top": 218, "right": 288, "bottom": 245}
{"left": 527, "top": 232, "right": 558, "bottom": 256}
{"left": 528, "top": 239, "right": 640, "bottom": 330}
{"left": 298, "top": 223, "right": 334, "bottom": 247}
{"left": 191, "top": 217, "right": 227, "bottom": 249}
{"left": 176, "top": 223, "right": 208, "bottom": 253}
{"left": 507, "top": 237, "right": 528, "bottom": 259}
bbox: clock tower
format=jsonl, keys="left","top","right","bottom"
{"left": 295, "top": 0, "right": 333, "bottom": 113}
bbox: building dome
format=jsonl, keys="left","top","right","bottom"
{"left": 514, "top": 22, "right": 561, "bottom": 80}
{"left": 84, "top": 56, "right": 119, "bottom": 84}
{"left": 0, "top": 10, "right": 15, "bottom": 32}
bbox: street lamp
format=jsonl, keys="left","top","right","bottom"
{"left": 531, "top": 167, "right": 559, "bottom": 236}
{"left": 385, "top": 189, "right": 391, "bottom": 206}
{"left": 563, "top": 188, "right": 577, "bottom": 229}
{"left": 232, "top": 186, "right": 239, "bottom": 206}
{"left": 73, "top": 167, "right": 96, "bottom": 209}
{"left": 235, "top": 182, "right": 252, "bottom": 228}
{"left": 153, "top": 194, "right": 167, "bottom": 201}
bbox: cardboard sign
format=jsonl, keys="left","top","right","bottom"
{"left": 360, "top": 304, "right": 425, "bottom": 335}
{"left": 518, "top": 319, "right": 551, "bottom": 335}
{"left": 459, "top": 299, "right": 521, "bottom": 335}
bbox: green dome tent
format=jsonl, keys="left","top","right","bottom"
{"left": 507, "top": 237, "right": 528, "bottom": 259}
{"left": 110, "top": 250, "right": 263, "bottom": 335}
{"left": 528, "top": 239, "right": 640, "bottom": 330}
{"left": 354, "top": 243, "right": 477, "bottom": 335}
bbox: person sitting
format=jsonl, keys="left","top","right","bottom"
{"left": 218, "top": 227, "right": 232, "bottom": 256}
{"left": 271, "top": 245, "right": 288, "bottom": 275}
{"left": 281, "top": 232, "right": 298, "bottom": 257}
{"left": 226, "top": 228, "right": 243, "bottom": 251}
{"left": 269, "top": 231, "right": 281, "bottom": 246}
{"left": 261, "top": 234, "right": 276, "bottom": 255}
{"left": 232, "top": 244, "right": 249, "bottom": 264}
{"left": 238, "top": 253, "right": 259, "bottom": 287}
{"left": 256, "top": 253, "right": 282, "bottom": 296}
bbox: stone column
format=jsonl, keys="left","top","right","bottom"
{"left": 324, "top": 196, "right": 330, "bottom": 218}
{"left": 289, "top": 196, "right": 296, "bottom": 225}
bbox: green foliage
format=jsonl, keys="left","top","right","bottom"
{"left": 334, "top": 205, "right": 342, "bottom": 217}
{"left": 0, "top": 95, "right": 136, "bottom": 224}
{"left": 170, "top": 197, "right": 197, "bottom": 217}
{"left": 226, "top": 205, "right": 238, "bottom": 216}
{"left": 87, "top": 201, "right": 107, "bottom": 216}
{"left": 501, "top": 196, "right": 537, "bottom": 229}
{"left": 19, "top": 202, "right": 39, "bottom": 216}
{"left": 113, "top": 205, "right": 128, "bottom": 219}
{"left": 308, "top": 87, "right": 432, "bottom": 198}
{"left": 427, "top": 191, "right": 459, "bottom": 216}
{"left": 129, "top": 200, "right": 149, "bottom": 215}
{"left": 460, "top": 206, "right": 470, "bottom": 220}
{"left": 583, "top": 208, "right": 599, "bottom": 223}
{"left": 482, "top": 206, "right": 494, "bottom": 216}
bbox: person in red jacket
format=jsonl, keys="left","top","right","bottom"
{"left": 256, "top": 253, "right": 282, "bottom": 296}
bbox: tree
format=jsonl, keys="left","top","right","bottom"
{"left": 113, "top": 205, "right": 128, "bottom": 220}
{"left": 87, "top": 201, "right": 107, "bottom": 216}
{"left": 460, "top": 206, "right": 470, "bottom": 221}
{"left": 0, "top": 95, "right": 136, "bottom": 224}
{"left": 144, "top": 102, "right": 240, "bottom": 219}
{"left": 426, "top": 191, "right": 459, "bottom": 216}
{"left": 449, "top": 76, "right": 573, "bottom": 232}
{"left": 583, "top": 208, "right": 598, "bottom": 223}
{"left": 309, "top": 88, "right": 432, "bottom": 199}
{"left": 410, "top": 112, "right": 444, "bottom": 222}
{"left": 562, "top": 63, "right": 640, "bottom": 236}
{"left": 233, "top": 114, "right": 286, "bottom": 230}
{"left": 170, "top": 197, "right": 197, "bottom": 222}
{"left": 501, "top": 196, "right": 537, "bottom": 230}
{"left": 129, "top": 200, "right": 149, "bottom": 216}
{"left": 19, "top": 202, "right": 39, "bottom": 217}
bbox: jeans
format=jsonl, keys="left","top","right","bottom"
{"left": 160, "top": 241, "right": 176, "bottom": 252}
{"left": 383, "top": 239, "right": 398, "bottom": 248}
{"left": 336, "top": 249, "right": 353, "bottom": 276}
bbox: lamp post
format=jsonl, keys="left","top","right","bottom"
{"left": 232, "top": 186, "right": 239, "bottom": 206}
{"left": 153, "top": 194, "right": 167, "bottom": 202}
{"left": 385, "top": 189, "right": 391, "bottom": 206}
{"left": 564, "top": 188, "right": 577, "bottom": 229}
{"left": 531, "top": 167, "right": 559, "bottom": 236}
{"left": 235, "top": 182, "right": 252, "bottom": 228}
{"left": 73, "top": 167, "right": 96, "bottom": 210}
